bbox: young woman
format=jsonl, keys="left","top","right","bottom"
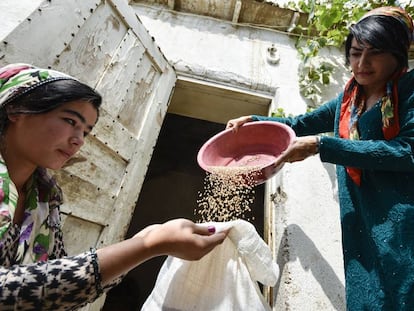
{"left": 0, "top": 63, "right": 227, "bottom": 310}
{"left": 227, "top": 6, "right": 414, "bottom": 310}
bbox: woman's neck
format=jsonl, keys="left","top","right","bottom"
{"left": 362, "top": 85, "right": 386, "bottom": 111}
{"left": 0, "top": 144, "right": 35, "bottom": 192}
{"left": 0, "top": 142, "right": 35, "bottom": 225}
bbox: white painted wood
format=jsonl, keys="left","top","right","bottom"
{"left": 60, "top": 214, "right": 102, "bottom": 255}
{"left": 0, "top": 0, "right": 101, "bottom": 67}
{"left": 55, "top": 2, "right": 130, "bottom": 86}
{"left": 88, "top": 109, "right": 137, "bottom": 162}
{"left": 96, "top": 29, "right": 146, "bottom": 119}
{"left": 108, "top": 0, "right": 167, "bottom": 71}
{"left": 1, "top": 1, "right": 176, "bottom": 310}
{"left": 98, "top": 62, "right": 177, "bottom": 244}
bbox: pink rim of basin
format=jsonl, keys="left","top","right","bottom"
{"left": 197, "top": 121, "right": 296, "bottom": 185}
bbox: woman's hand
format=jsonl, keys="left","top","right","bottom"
{"left": 226, "top": 116, "right": 253, "bottom": 131}
{"left": 273, "top": 136, "right": 320, "bottom": 168}
{"left": 98, "top": 219, "right": 228, "bottom": 284}
{"left": 134, "top": 219, "right": 227, "bottom": 261}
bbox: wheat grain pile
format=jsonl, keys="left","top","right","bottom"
{"left": 195, "top": 166, "right": 260, "bottom": 222}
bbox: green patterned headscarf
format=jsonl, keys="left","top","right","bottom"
{"left": 0, "top": 63, "right": 75, "bottom": 108}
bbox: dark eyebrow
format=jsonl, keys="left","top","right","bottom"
{"left": 350, "top": 45, "right": 378, "bottom": 52}
{"left": 350, "top": 46, "right": 363, "bottom": 51}
{"left": 62, "top": 109, "right": 94, "bottom": 131}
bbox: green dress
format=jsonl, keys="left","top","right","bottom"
{"left": 252, "top": 69, "right": 414, "bottom": 310}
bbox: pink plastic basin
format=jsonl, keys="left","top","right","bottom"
{"left": 197, "top": 121, "right": 296, "bottom": 185}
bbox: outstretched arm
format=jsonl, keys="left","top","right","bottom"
{"left": 97, "top": 218, "right": 227, "bottom": 285}
{"left": 0, "top": 219, "right": 227, "bottom": 310}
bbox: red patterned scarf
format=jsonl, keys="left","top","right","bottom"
{"left": 339, "top": 71, "right": 404, "bottom": 185}
{"left": 338, "top": 6, "right": 412, "bottom": 186}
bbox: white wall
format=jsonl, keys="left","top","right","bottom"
{"left": 133, "top": 5, "right": 347, "bottom": 310}
{"left": 0, "top": 0, "right": 43, "bottom": 40}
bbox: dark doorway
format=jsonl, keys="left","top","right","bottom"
{"left": 103, "top": 113, "right": 265, "bottom": 310}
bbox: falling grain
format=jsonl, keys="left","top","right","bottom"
{"left": 195, "top": 166, "right": 260, "bottom": 222}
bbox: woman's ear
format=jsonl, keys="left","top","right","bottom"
{"left": 7, "top": 114, "right": 20, "bottom": 123}
{"left": 5, "top": 107, "right": 20, "bottom": 123}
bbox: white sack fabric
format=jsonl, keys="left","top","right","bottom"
{"left": 141, "top": 219, "right": 280, "bottom": 311}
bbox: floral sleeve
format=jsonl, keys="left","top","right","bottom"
{"left": 0, "top": 156, "right": 122, "bottom": 310}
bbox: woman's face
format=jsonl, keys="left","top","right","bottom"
{"left": 349, "top": 38, "right": 399, "bottom": 89}
{"left": 7, "top": 100, "right": 98, "bottom": 170}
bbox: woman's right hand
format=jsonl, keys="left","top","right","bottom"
{"left": 226, "top": 116, "right": 253, "bottom": 131}
{"left": 97, "top": 219, "right": 228, "bottom": 285}
{"left": 134, "top": 218, "right": 228, "bottom": 261}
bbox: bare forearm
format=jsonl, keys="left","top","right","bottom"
{"left": 96, "top": 219, "right": 227, "bottom": 285}
{"left": 97, "top": 237, "right": 156, "bottom": 285}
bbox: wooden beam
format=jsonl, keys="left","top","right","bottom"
{"left": 232, "top": 0, "right": 242, "bottom": 23}
{"left": 168, "top": 0, "right": 175, "bottom": 10}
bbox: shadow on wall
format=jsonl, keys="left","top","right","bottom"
{"left": 276, "top": 224, "right": 346, "bottom": 311}
{"left": 322, "top": 160, "right": 339, "bottom": 203}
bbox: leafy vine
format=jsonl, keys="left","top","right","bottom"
{"left": 286, "top": 0, "right": 414, "bottom": 106}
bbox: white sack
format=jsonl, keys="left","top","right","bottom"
{"left": 141, "top": 219, "right": 279, "bottom": 311}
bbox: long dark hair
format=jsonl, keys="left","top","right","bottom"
{"left": 345, "top": 15, "right": 411, "bottom": 69}
{"left": 0, "top": 79, "right": 102, "bottom": 135}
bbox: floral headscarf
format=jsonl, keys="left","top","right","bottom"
{"left": 339, "top": 7, "right": 413, "bottom": 186}
{"left": 0, "top": 63, "right": 74, "bottom": 108}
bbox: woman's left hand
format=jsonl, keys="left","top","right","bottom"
{"left": 273, "top": 136, "right": 319, "bottom": 167}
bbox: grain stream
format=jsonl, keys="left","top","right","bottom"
{"left": 195, "top": 166, "right": 260, "bottom": 222}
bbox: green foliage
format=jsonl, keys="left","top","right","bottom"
{"left": 286, "top": 0, "right": 414, "bottom": 105}
{"left": 271, "top": 107, "right": 288, "bottom": 118}
{"left": 270, "top": 107, "right": 310, "bottom": 118}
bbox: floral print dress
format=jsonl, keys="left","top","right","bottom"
{"left": 0, "top": 159, "right": 116, "bottom": 310}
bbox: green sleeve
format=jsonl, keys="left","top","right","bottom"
{"left": 252, "top": 94, "right": 341, "bottom": 136}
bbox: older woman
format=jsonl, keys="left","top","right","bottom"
{"left": 227, "top": 6, "right": 414, "bottom": 310}
{"left": 0, "top": 63, "right": 227, "bottom": 310}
